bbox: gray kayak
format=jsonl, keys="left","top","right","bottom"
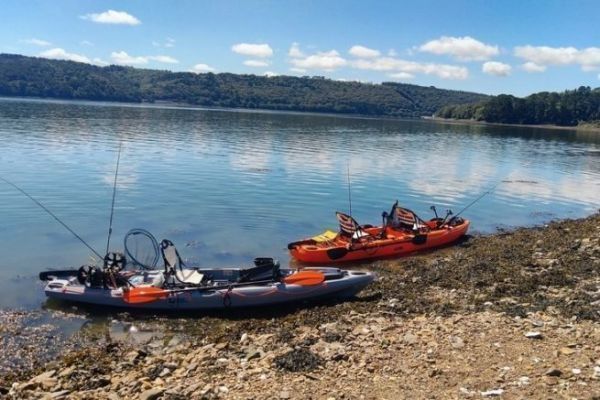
{"left": 43, "top": 267, "right": 374, "bottom": 310}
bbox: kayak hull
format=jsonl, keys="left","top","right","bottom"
{"left": 289, "top": 220, "right": 470, "bottom": 264}
{"left": 43, "top": 268, "right": 374, "bottom": 310}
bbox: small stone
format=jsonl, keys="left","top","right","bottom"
{"left": 524, "top": 331, "right": 543, "bottom": 339}
{"left": 449, "top": 336, "right": 465, "bottom": 349}
{"left": 572, "top": 368, "right": 581, "bottom": 375}
{"left": 545, "top": 368, "right": 562, "bottom": 377}
{"left": 481, "top": 388, "right": 504, "bottom": 397}
{"left": 517, "top": 376, "right": 529, "bottom": 386}
{"left": 40, "top": 377, "right": 58, "bottom": 390}
{"left": 140, "top": 387, "right": 165, "bottom": 400}
{"left": 48, "top": 390, "right": 70, "bottom": 399}
{"left": 280, "top": 390, "right": 291, "bottom": 399}
{"left": 32, "top": 370, "right": 56, "bottom": 382}
{"left": 403, "top": 333, "right": 418, "bottom": 345}
{"left": 240, "top": 333, "right": 249, "bottom": 344}
{"left": 559, "top": 347, "right": 575, "bottom": 355}
{"left": 218, "top": 386, "right": 229, "bottom": 394}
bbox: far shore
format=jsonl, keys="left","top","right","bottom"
{"left": 2, "top": 95, "right": 600, "bottom": 134}
{"left": 426, "top": 116, "right": 600, "bottom": 133}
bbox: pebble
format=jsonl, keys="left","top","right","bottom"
{"left": 559, "top": 347, "right": 575, "bottom": 355}
{"left": 139, "top": 387, "right": 164, "bottom": 400}
{"left": 481, "top": 388, "right": 504, "bottom": 397}
{"left": 545, "top": 368, "right": 562, "bottom": 377}
{"left": 524, "top": 331, "right": 543, "bottom": 339}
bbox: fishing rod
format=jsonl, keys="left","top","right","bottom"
{"left": 106, "top": 142, "right": 122, "bottom": 254}
{"left": 444, "top": 179, "right": 505, "bottom": 225}
{"left": 347, "top": 163, "right": 352, "bottom": 217}
{"left": 0, "top": 176, "right": 103, "bottom": 259}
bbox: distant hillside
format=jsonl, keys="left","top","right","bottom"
{"left": 0, "top": 54, "right": 489, "bottom": 118}
{"left": 436, "top": 86, "right": 600, "bottom": 126}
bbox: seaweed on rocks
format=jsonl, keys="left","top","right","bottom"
{"left": 274, "top": 348, "right": 323, "bottom": 372}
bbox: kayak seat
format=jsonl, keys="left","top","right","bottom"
{"left": 161, "top": 239, "right": 206, "bottom": 285}
{"left": 238, "top": 258, "right": 281, "bottom": 283}
{"left": 390, "top": 206, "right": 429, "bottom": 232}
{"left": 175, "top": 269, "right": 204, "bottom": 285}
{"left": 336, "top": 212, "right": 371, "bottom": 240}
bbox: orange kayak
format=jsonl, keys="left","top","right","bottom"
{"left": 288, "top": 218, "right": 470, "bottom": 264}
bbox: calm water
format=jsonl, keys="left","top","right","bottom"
{"left": 0, "top": 97, "right": 599, "bottom": 309}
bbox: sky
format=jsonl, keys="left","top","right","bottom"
{"left": 1, "top": 0, "right": 599, "bottom": 96}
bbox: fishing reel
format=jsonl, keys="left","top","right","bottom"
{"left": 103, "top": 252, "right": 127, "bottom": 272}
{"left": 77, "top": 265, "right": 104, "bottom": 287}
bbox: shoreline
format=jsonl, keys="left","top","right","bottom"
{"left": 3, "top": 95, "right": 600, "bottom": 134}
{"left": 426, "top": 116, "right": 600, "bottom": 133}
{"left": 1, "top": 213, "right": 599, "bottom": 398}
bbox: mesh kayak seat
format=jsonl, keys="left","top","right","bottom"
{"left": 392, "top": 206, "right": 428, "bottom": 231}
{"left": 160, "top": 239, "right": 204, "bottom": 285}
{"left": 336, "top": 212, "right": 370, "bottom": 240}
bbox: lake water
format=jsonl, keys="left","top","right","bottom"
{"left": 0, "top": 97, "right": 599, "bottom": 310}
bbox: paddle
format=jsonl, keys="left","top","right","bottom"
{"left": 283, "top": 270, "right": 325, "bottom": 286}
{"left": 122, "top": 286, "right": 169, "bottom": 304}
{"left": 123, "top": 270, "right": 326, "bottom": 304}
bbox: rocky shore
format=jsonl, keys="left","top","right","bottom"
{"left": 1, "top": 213, "right": 599, "bottom": 399}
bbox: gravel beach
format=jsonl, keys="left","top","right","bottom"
{"left": 1, "top": 213, "right": 599, "bottom": 399}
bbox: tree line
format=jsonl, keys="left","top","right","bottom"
{"left": 436, "top": 86, "right": 600, "bottom": 126}
{"left": 0, "top": 54, "right": 488, "bottom": 118}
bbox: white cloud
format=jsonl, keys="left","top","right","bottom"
{"left": 92, "top": 57, "right": 108, "bottom": 66}
{"left": 388, "top": 72, "right": 415, "bottom": 80}
{"left": 348, "top": 45, "right": 381, "bottom": 58}
{"left": 352, "top": 57, "right": 469, "bottom": 79}
{"left": 191, "top": 63, "right": 216, "bottom": 73}
{"left": 39, "top": 48, "right": 90, "bottom": 63}
{"left": 244, "top": 59, "right": 270, "bottom": 67}
{"left": 388, "top": 49, "right": 398, "bottom": 57}
{"left": 148, "top": 55, "right": 179, "bottom": 64}
{"left": 514, "top": 45, "right": 600, "bottom": 71}
{"left": 521, "top": 61, "right": 546, "bottom": 73}
{"left": 482, "top": 61, "right": 511, "bottom": 76}
{"left": 264, "top": 71, "right": 278, "bottom": 77}
{"left": 81, "top": 10, "right": 141, "bottom": 25}
{"left": 289, "top": 50, "right": 347, "bottom": 71}
{"left": 419, "top": 36, "right": 499, "bottom": 61}
{"left": 80, "top": 40, "right": 93, "bottom": 47}
{"left": 23, "top": 38, "right": 51, "bottom": 47}
{"left": 110, "top": 51, "right": 178, "bottom": 65}
{"left": 231, "top": 43, "right": 273, "bottom": 58}
{"left": 288, "top": 43, "right": 304, "bottom": 58}
{"left": 289, "top": 67, "right": 307, "bottom": 73}
{"left": 110, "top": 51, "right": 147, "bottom": 65}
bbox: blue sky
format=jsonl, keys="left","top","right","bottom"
{"left": 2, "top": 0, "right": 599, "bottom": 96}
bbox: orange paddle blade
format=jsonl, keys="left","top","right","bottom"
{"left": 283, "top": 270, "right": 325, "bottom": 286}
{"left": 123, "top": 286, "right": 169, "bottom": 304}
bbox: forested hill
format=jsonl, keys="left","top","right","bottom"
{"left": 436, "top": 86, "right": 600, "bottom": 126}
{"left": 0, "top": 54, "right": 488, "bottom": 117}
